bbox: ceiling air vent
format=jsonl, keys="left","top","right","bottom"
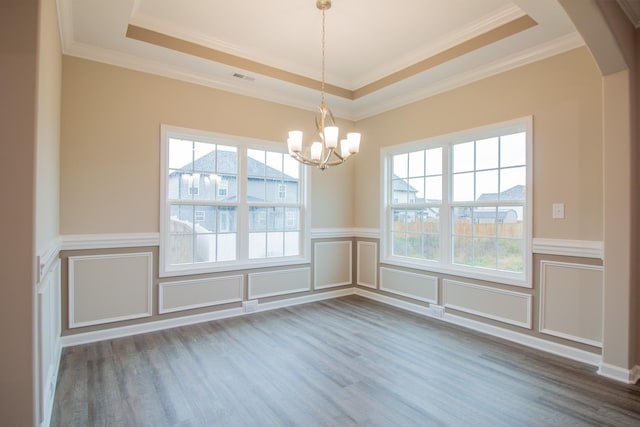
{"left": 232, "top": 72, "right": 255, "bottom": 82}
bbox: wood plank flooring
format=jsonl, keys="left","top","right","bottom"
{"left": 51, "top": 295, "right": 640, "bottom": 426}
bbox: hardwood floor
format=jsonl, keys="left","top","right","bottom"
{"left": 52, "top": 295, "right": 640, "bottom": 426}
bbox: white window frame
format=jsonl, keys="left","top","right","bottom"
{"left": 160, "top": 125, "right": 310, "bottom": 277}
{"left": 381, "top": 117, "right": 533, "bottom": 287}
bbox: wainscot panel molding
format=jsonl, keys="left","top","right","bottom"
{"left": 532, "top": 238, "right": 603, "bottom": 259}
{"left": 379, "top": 267, "right": 438, "bottom": 304}
{"left": 37, "top": 236, "right": 60, "bottom": 284}
{"left": 314, "top": 241, "right": 352, "bottom": 289}
{"left": 69, "top": 252, "right": 153, "bottom": 328}
{"left": 60, "top": 232, "right": 160, "bottom": 250}
{"left": 354, "top": 288, "right": 601, "bottom": 367}
{"left": 60, "top": 288, "right": 352, "bottom": 347}
{"left": 159, "top": 275, "right": 244, "bottom": 314}
{"left": 443, "top": 280, "right": 532, "bottom": 328}
{"left": 37, "top": 258, "right": 62, "bottom": 427}
{"left": 539, "top": 260, "right": 603, "bottom": 347}
{"left": 248, "top": 267, "right": 311, "bottom": 299}
{"left": 356, "top": 241, "right": 378, "bottom": 289}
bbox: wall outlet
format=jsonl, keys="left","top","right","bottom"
{"left": 243, "top": 300, "right": 259, "bottom": 313}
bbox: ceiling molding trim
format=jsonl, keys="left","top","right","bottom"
{"left": 353, "top": 14, "right": 538, "bottom": 99}
{"left": 617, "top": 0, "right": 640, "bottom": 28}
{"left": 353, "top": 3, "right": 527, "bottom": 88}
{"left": 126, "top": 24, "right": 354, "bottom": 100}
{"left": 352, "top": 32, "right": 585, "bottom": 121}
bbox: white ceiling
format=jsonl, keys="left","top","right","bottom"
{"left": 59, "top": 0, "right": 590, "bottom": 120}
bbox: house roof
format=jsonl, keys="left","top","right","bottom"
{"left": 173, "top": 149, "right": 298, "bottom": 181}
{"left": 477, "top": 185, "right": 525, "bottom": 202}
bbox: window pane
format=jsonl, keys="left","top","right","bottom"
{"left": 266, "top": 152, "right": 283, "bottom": 178}
{"left": 267, "top": 207, "right": 284, "bottom": 231}
{"left": 168, "top": 234, "right": 193, "bottom": 265}
{"left": 500, "top": 132, "right": 526, "bottom": 167}
{"left": 426, "top": 147, "right": 442, "bottom": 175}
{"left": 267, "top": 232, "right": 284, "bottom": 257}
{"left": 170, "top": 205, "right": 194, "bottom": 232}
{"left": 453, "top": 141, "right": 474, "bottom": 173}
{"left": 498, "top": 238, "right": 524, "bottom": 272}
{"left": 453, "top": 236, "right": 473, "bottom": 266}
{"left": 425, "top": 176, "right": 442, "bottom": 201}
{"left": 408, "top": 151, "right": 425, "bottom": 177}
{"left": 194, "top": 206, "right": 216, "bottom": 232}
{"left": 217, "top": 234, "right": 236, "bottom": 261}
{"left": 216, "top": 145, "right": 237, "bottom": 174}
{"left": 249, "top": 233, "right": 266, "bottom": 259}
{"left": 406, "top": 233, "right": 421, "bottom": 258}
{"left": 421, "top": 209, "right": 439, "bottom": 233}
{"left": 476, "top": 137, "right": 499, "bottom": 170}
{"left": 392, "top": 232, "right": 406, "bottom": 256}
{"left": 248, "top": 177, "right": 266, "bottom": 202}
{"left": 473, "top": 208, "right": 497, "bottom": 237}
{"left": 218, "top": 207, "right": 237, "bottom": 232}
{"left": 393, "top": 153, "right": 408, "bottom": 178}
{"left": 248, "top": 149, "right": 266, "bottom": 176}
{"left": 169, "top": 138, "right": 193, "bottom": 170}
{"left": 168, "top": 171, "right": 191, "bottom": 200}
{"left": 284, "top": 232, "right": 299, "bottom": 256}
{"left": 392, "top": 178, "right": 411, "bottom": 204}
{"left": 473, "top": 237, "right": 497, "bottom": 268}
{"left": 195, "top": 234, "right": 216, "bottom": 263}
{"left": 452, "top": 172, "right": 474, "bottom": 202}
{"left": 283, "top": 155, "right": 300, "bottom": 180}
{"left": 498, "top": 210, "right": 523, "bottom": 237}
{"left": 408, "top": 178, "right": 424, "bottom": 201}
{"left": 475, "top": 170, "right": 499, "bottom": 201}
{"left": 422, "top": 234, "right": 440, "bottom": 260}
{"left": 193, "top": 142, "right": 216, "bottom": 172}
{"left": 249, "top": 207, "right": 267, "bottom": 232}
{"left": 392, "top": 209, "right": 406, "bottom": 232}
{"left": 285, "top": 208, "right": 300, "bottom": 231}
{"left": 452, "top": 207, "right": 472, "bottom": 236}
{"left": 500, "top": 167, "right": 526, "bottom": 197}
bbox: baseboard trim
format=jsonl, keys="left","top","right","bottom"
{"left": 41, "top": 338, "right": 62, "bottom": 427}
{"left": 60, "top": 288, "right": 353, "bottom": 348}
{"left": 598, "top": 362, "right": 640, "bottom": 384}
{"left": 355, "top": 288, "right": 602, "bottom": 368}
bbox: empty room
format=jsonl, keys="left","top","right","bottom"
{"left": 3, "top": 0, "right": 640, "bottom": 425}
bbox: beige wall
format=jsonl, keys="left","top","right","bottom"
{"left": 0, "top": 1, "right": 39, "bottom": 425}
{"left": 60, "top": 57, "right": 355, "bottom": 234}
{"left": 354, "top": 47, "right": 603, "bottom": 241}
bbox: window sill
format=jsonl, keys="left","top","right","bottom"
{"left": 159, "top": 256, "right": 311, "bottom": 278}
{"left": 381, "top": 256, "right": 531, "bottom": 288}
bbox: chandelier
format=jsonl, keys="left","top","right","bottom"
{"left": 287, "top": 0, "right": 361, "bottom": 170}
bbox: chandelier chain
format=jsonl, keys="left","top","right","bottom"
{"left": 321, "top": 7, "right": 326, "bottom": 107}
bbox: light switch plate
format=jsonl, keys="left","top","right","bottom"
{"left": 552, "top": 203, "right": 565, "bottom": 219}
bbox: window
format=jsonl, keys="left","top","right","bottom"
{"left": 383, "top": 118, "right": 532, "bottom": 286}
{"left": 160, "top": 126, "right": 308, "bottom": 276}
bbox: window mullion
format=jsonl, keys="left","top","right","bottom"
{"left": 237, "top": 145, "right": 248, "bottom": 263}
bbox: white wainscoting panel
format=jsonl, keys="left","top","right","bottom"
{"left": 69, "top": 252, "right": 153, "bottom": 328}
{"left": 159, "top": 275, "right": 244, "bottom": 314}
{"left": 248, "top": 267, "right": 311, "bottom": 299}
{"left": 357, "top": 241, "right": 377, "bottom": 289}
{"left": 443, "top": 279, "right": 532, "bottom": 328}
{"left": 539, "top": 261, "right": 603, "bottom": 347}
{"left": 380, "top": 267, "right": 438, "bottom": 304}
{"left": 37, "top": 258, "right": 61, "bottom": 426}
{"left": 314, "top": 241, "right": 352, "bottom": 289}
